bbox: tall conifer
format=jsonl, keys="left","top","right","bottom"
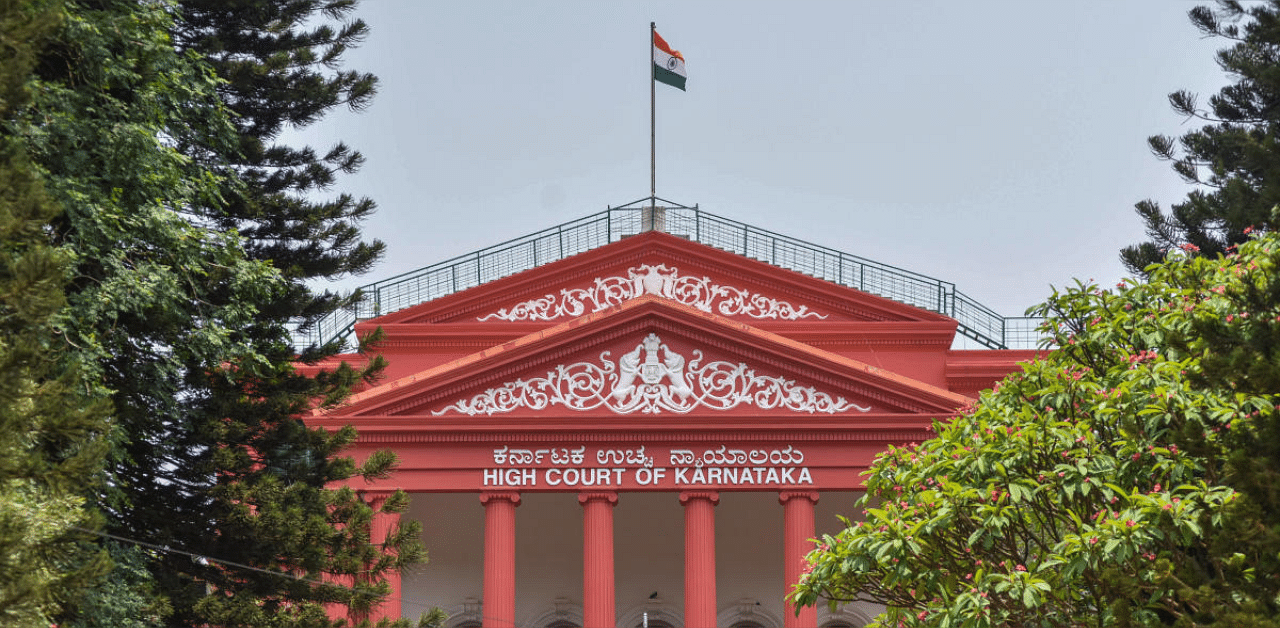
{"left": 1123, "top": 0, "right": 1280, "bottom": 274}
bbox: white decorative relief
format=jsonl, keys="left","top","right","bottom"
{"left": 477, "top": 264, "right": 826, "bottom": 321}
{"left": 432, "top": 333, "right": 870, "bottom": 416}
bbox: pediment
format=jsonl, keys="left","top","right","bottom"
{"left": 364, "top": 231, "right": 951, "bottom": 328}
{"left": 326, "top": 297, "right": 968, "bottom": 420}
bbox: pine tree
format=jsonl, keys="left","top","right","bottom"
{"left": 1122, "top": 0, "right": 1280, "bottom": 275}
{"left": 0, "top": 1, "right": 111, "bottom": 625}
{"left": 172, "top": 0, "right": 385, "bottom": 341}
{"left": 159, "top": 1, "right": 430, "bottom": 625}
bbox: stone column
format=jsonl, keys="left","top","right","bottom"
{"left": 481, "top": 491, "right": 521, "bottom": 628}
{"left": 579, "top": 491, "right": 618, "bottom": 628}
{"left": 780, "top": 491, "right": 820, "bottom": 628}
{"left": 680, "top": 490, "right": 719, "bottom": 628}
{"left": 366, "top": 490, "right": 403, "bottom": 623}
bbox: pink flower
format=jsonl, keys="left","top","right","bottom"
{"left": 1089, "top": 537, "right": 1099, "bottom": 545}
{"left": 1015, "top": 564, "right": 1026, "bottom": 572}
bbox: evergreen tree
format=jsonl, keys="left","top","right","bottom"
{"left": 1123, "top": 0, "right": 1280, "bottom": 274}
{"left": 160, "top": 2, "right": 431, "bottom": 625}
{"left": 0, "top": 1, "right": 111, "bottom": 625}
{"left": 172, "top": 0, "right": 385, "bottom": 339}
{"left": 8, "top": 1, "right": 431, "bottom": 626}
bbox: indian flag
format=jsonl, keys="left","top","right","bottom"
{"left": 653, "top": 30, "right": 686, "bottom": 91}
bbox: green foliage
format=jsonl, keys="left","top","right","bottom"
{"left": 794, "top": 232, "right": 1280, "bottom": 627}
{"left": 173, "top": 0, "right": 386, "bottom": 341}
{"left": 61, "top": 543, "right": 171, "bottom": 628}
{"left": 0, "top": 0, "right": 111, "bottom": 625}
{"left": 1123, "top": 0, "right": 1280, "bottom": 274}
{"left": 3, "top": 0, "right": 424, "bottom": 626}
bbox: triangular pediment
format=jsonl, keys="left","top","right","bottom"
{"left": 325, "top": 297, "right": 968, "bottom": 421}
{"left": 363, "top": 231, "right": 952, "bottom": 329}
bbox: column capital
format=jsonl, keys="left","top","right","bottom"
{"left": 778, "top": 490, "right": 819, "bottom": 506}
{"left": 678, "top": 490, "right": 720, "bottom": 506}
{"left": 578, "top": 491, "right": 618, "bottom": 506}
{"left": 358, "top": 488, "right": 401, "bottom": 509}
{"left": 480, "top": 491, "right": 522, "bottom": 507}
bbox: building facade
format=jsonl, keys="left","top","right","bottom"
{"left": 303, "top": 228, "right": 1034, "bottom": 628}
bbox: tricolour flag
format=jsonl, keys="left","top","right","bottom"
{"left": 653, "top": 30, "right": 686, "bottom": 91}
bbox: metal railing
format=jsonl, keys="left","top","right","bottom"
{"left": 294, "top": 200, "right": 1048, "bottom": 351}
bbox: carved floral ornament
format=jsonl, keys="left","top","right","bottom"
{"left": 431, "top": 333, "right": 871, "bottom": 416}
{"left": 477, "top": 263, "right": 827, "bottom": 322}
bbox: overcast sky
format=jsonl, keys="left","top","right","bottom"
{"left": 295, "top": 1, "right": 1230, "bottom": 320}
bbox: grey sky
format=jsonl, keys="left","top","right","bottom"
{"left": 296, "top": 1, "right": 1229, "bottom": 322}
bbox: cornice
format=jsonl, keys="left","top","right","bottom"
{"left": 335, "top": 427, "right": 937, "bottom": 446}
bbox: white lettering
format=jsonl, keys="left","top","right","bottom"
{"left": 483, "top": 444, "right": 813, "bottom": 488}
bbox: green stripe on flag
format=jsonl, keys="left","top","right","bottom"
{"left": 654, "top": 64, "right": 686, "bottom": 91}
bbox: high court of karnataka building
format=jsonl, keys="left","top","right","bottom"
{"left": 300, "top": 205, "right": 1042, "bottom": 628}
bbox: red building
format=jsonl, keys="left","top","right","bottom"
{"left": 302, "top": 208, "right": 1038, "bottom": 628}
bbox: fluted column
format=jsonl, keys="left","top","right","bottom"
{"left": 780, "top": 491, "right": 819, "bottom": 628}
{"left": 680, "top": 490, "right": 719, "bottom": 628}
{"left": 481, "top": 491, "right": 521, "bottom": 628}
{"left": 579, "top": 491, "right": 617, "bottom": 628}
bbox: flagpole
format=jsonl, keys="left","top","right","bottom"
{"left": 650, "top": 21, "right": 656, "bottom": 208}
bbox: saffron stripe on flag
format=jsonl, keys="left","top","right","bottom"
{"left": 652, "top": 31, "right": 686, "bottom": 91}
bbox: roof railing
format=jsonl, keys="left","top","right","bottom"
{"left": 294, "top": 201, "right": 1047, "bottom": 351}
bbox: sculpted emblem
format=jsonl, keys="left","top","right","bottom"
{"left": 613, "top": 333, "right": 692, "bottom": 402}
{"left": 432, "top": 333, "right": 870, "bottom": 416}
